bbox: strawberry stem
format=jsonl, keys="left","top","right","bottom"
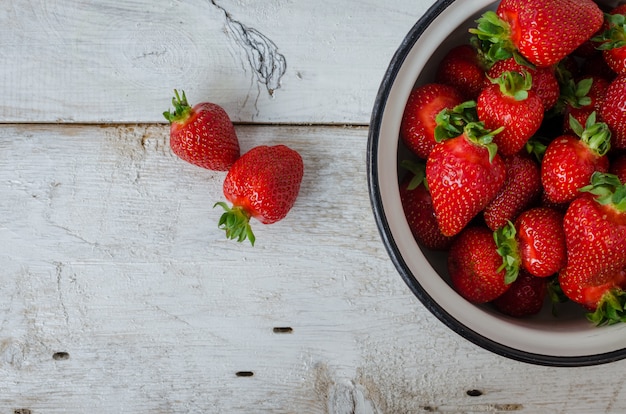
{"left": 587, "top": 288, "right": 626, "bottom": 326}
{"left": 434, "top": 100, "right": 478, "bottom": 143}
{"left": 593, "top": 13, "right": 626, "bottom": 50}
{"left": 570, "top": 112, "right": 611, "bottom": 156}
{"left": 214, "top": 202, "right": 256, "bottom": 246}
{"left": 487, "top": 70, "right": 532, "bottom": 101}
{"left": 163, "top": 89, "right": 193, "bottom": 123}
{"left": 400, "top": 159, "right": 426, "bottom": 191}
{"left": 580, "top": 172, "right": 626, "bottom": 211}
{"left": 469, "top": 11, "right": 516, "bottom": 67}
{"left": 493, "top": 221, "right": 520, "bottom": 285}
{"left": 463, "top": 121, "right": 503, "bottom": 162}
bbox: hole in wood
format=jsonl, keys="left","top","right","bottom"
{"left": 52, "top": 352, "right": 70, "bottom": 361}
{"left": 466, "top": 389, "right": 483, "bottom": 397}
{"left": 14, "top": 409, "right": 32, "bottom": 414}
{"left": 235, "top": 371, "right": 254, "bottom": 377}
{"left": 273, "top": 327, "right": 293, "bottom": 333}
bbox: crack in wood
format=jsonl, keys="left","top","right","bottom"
{"left": 210, "top": 0, "right": 287, "bottom": 96}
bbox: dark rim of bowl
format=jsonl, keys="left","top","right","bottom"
{"left": 366, "top": 0, "right": 626, "bottom": 367}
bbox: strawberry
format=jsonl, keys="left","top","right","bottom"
{"left": 435, "top": 44, "right": 487, "bottom": 100}
{"left": 487, "top": 58, "right": 560, "bottom": 111}
{"left": 541, "top": 112, "right": 611, "bottom": 204}
{"left": 600, "top": 74, "right": 626, "bottom": 149}
{"left": 163, "top": 90, "right": 240, "bottom": 171}
{"left": 448, "top": 226, "right": 512, "bottom": 303}
{"left": 559, "top": 173, "right": 626, "bottom": 324}
{"left": 470, "top": 0, "right": 604, "bottom": 68}
{"left": 214, "top": 145, "right": 303, "bottom": 245}
{"left": 483, "top": 153, "right": 542, "bottom": 231}
{"left": 514, "top": 207, "right": 567, "bottom": 277}
{"left": 593, "top": 8, "right": 626, "bottom": 74}
{"left": 561, "top": 76, "right": 610, "bottom": 134}
{"left": 400, "top": 83, "right": 465, "bottom": 159}
{"left": 426, "top": 122, "right": 506, "bottom": 237}
{"left": 399, "top": 160, "right": 455, "bottom": 251}
{"left": 477, "top": 70, "right": 544, "bottom": 156}
{"left": 492, "top": 270, "right": 548, "bottom": 317}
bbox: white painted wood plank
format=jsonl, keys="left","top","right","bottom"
{"left": 1, "top": 124, "right": 626, "bottom": 413}
{"left": 0, "top": 0, "right": 435, "bottom": 124}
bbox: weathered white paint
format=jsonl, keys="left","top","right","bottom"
{"left": 1, "top": 124, "right": 626, "bottom": 413}
{"left": 0, "top": 0, "right": 427, "bottom": 124}
{"left": 2, "top": 1, "right": 626, "bottom": 413}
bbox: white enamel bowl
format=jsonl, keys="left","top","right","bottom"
{"left": 367, "top": 0, "right": 626, "bottom": 366}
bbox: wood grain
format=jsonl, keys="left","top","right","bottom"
{"left": 0, "top": 0, "right": 428, "bottom": 124}
{"left": 1, "top": 124, "right": 626, "bottom": 413}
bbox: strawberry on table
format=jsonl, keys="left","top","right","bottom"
{"left": 448, "top": 226, "right": 513, "bottom": 303}
{"left": 477, "top": 70, "right": 544, "bottom": 156}
{"left": 483, "top": 153, "right": 542, "bottom": 231}
{"left": 399, "top": 160, "right": 455, "bottom": 251}
{"left": 426, "top": 122, "right": 506, "bottom": 237}
{"left": 470, "top": 0, "right": 604, "bottom": 68}
{"left": 559, "top": 172, "right": 626, "bottom": 324}
{"left": 400, "top": 83, "right": 465, "bottom": 159}
{"left": 214, "top": 145, "right": 303, "bottom": 246}
{"left": 541, "top": 112, "right": 611, "bottom": 204}
{"left": 164, "top": 90, "right": 240, "bottom": 171}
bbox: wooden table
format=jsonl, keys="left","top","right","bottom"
{"left": 2, "top": 1, "right": 626, "bottom": 412}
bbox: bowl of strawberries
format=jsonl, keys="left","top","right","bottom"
{"left": 368, "top": 0, "right": 626, "bottom": 366}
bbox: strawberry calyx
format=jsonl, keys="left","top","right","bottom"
{"left": 486, "top": 70, "right": 532, "bottom": 101}
{"left": 592, "top": 13, "right": 626, "bottom": 51}
{"left": 163, "top": 89, "right": 193, "bottom": 124}
{"left": 434, "top": 100, "right": 478, "bottom": 143}
{"left": 469, "top": 11, "right": 531, "bottom": 69}
{"left": 213, "top": 202, "right": 256, "bottom": 246}
{"left": 559, "top": 77, "right": 593, "bottom": 110}
{"left": 569, "top": 112, "right": 611, "bottom": 157}
{"left": 586, "top": 288, "right": 626, "bottom": 326}
{"left": 493, "top": 221, "right": 520, "bottom": 285}
{"left": 580, "top": 172, "right": 626, "bottom": 212}
{"left": 400, "top": 159, "right": 426, "bottom": 191}
{"left": 463, "top": 121, "right": 503, "bottom": 163}
{"left": 525, "top": 135, "right": 549, "bottom": 162}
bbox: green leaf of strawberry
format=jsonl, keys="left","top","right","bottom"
{"left": 215, "top": 145, "right": 304, "bottom": 246}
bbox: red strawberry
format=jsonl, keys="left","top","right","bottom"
{"left": 477, "top": 71, "right": 544, "bottom": 156}
{"left": 399, "top": 160, "right": 455, "bottom": 251}
{"left": 559, "top": 173, "right": 626, "bottom": 323}
{"left": 400, "top": 83, "right": 465, "bottom": 159}
{"left": 214, "top": 145, "right": 303, "bottom": 245}
{"left": 515, "top": 207, "right": 567, "bottom": 277}
{"left": 483, "top": 153, "right": 541, "bottom": 231}
{"left": 487, "top": 58, "right": 560, "bottom": 110}
{"left": 448, "top": 226, "right": 512, "bottom": 303}
{"left": 163, "top": 90, "right": 240, "bottom": 171}
{"left": 435, "top": 44, "right": 487, "bottom": 100}
{"left": 492, "top": 270, "right": 548, "bottom": 317}
{"left": 593, "top": 8, "right": 626, "bottom": 74}
{"left": 541, "top": 113, "right": 611, "bottom": 204}
{"left": 561, "top": 76, "right": 610, "bottom": 134}
{"left": 470, "top": 0, "right": 603, "bottom": 68}
{"left": 600, "top": 74, "right": 626, "bottom": 149}
{"left": 426, "top": 122, "right": 506, "bottom": 237}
